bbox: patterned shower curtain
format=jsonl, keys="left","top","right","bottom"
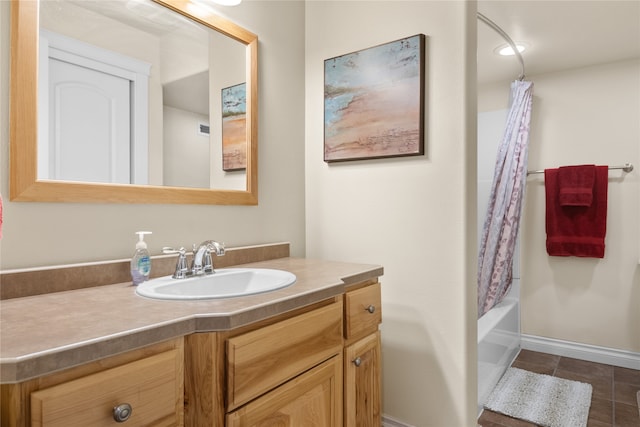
{"left": 477, "top": 80, "right": 534, "bottom": 318}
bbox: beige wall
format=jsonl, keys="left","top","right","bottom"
{"left": 305, "top": 2, "right": 478, "bottom": 426}
{"left": 162, "top": 106, "right": 210, "bottom": 188}
{"left": 0, "top": 1, "right": 307, "bottom": 269}
{"left": 479, "top": 59, "right": 640, "bottom": 353}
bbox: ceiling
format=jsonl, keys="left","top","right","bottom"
{"left": 477, "top": 1, "right": 640, "bottom": 85}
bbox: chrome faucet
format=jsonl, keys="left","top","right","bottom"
{"left": 191, "top": 240, "right": 225, "bottom": 276}
{"left": 163, "top": 240, "right": 225, "bottom": 279}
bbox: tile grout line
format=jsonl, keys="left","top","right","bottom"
{"left": 611, "top": 368, "right": 615, "bottom": 426}
{"left": 551, "top": 356, "right": 560, "bottom": 377}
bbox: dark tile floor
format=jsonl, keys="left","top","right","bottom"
{"left": 478, "top": 350, "right": 640, "bottom": 427}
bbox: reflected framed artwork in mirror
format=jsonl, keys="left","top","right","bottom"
{"left": 9, "top": 0, "right": 258, "bottom": 204}
{"left": 221, "top": 82, "right": 247, "bottom": 171}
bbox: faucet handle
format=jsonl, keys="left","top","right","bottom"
{"left": 163, "top": 247, "right": 189, "bottom": 279}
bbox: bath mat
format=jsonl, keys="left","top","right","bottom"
{"left": 484, "top": 367, "right": 592, "bottom": 427}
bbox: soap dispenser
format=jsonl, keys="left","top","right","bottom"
{"left": 131, "top": 231, "right": 152, "bottom": 285}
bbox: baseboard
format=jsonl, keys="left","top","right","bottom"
{"left": 382, "top": 414, "right": 415, "bottom": 427}
{"left": 521, "top": 334, "right": 640, "bottom": 370}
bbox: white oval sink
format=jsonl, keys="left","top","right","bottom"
{"left": 135, "top": 268, "right": 296, "bottom": 300}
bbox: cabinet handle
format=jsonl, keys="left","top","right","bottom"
{"left": 113, "top": 403, "right": 133, "bottom": 422}
{"left": 353, "top": 357, "right": 362, "bottom": 367}
{"left": 366, "top": 305, "right": 376, "bottom": 314}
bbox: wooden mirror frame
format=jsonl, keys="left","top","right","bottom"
{"left": 10, "top": 0, "right": 258, "bottom": 205}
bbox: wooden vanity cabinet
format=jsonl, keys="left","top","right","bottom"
{"left": 184, "top": 280, "right": 382, "bottom": 427}
{"left": 0, "top": 338, "right": 184, "bottom": 427}
{"left": 343, "top": 281, "right": 382, "bottom": 427}
{"left": 0, "top": 280, "right": 382, "bottom": 427}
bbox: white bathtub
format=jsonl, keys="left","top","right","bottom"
{"left": 477, "top": 286, "right": 521, "bottom": 416}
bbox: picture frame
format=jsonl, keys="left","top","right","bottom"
{"left": 324, "top": 34, "right": 426, "bottom": 162}
{"left": 221, "top": 82, "right": 247, "bottom": 171}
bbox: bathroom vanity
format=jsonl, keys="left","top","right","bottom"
{"left": 0, "top": 244, "right": 383, "bottom": 426}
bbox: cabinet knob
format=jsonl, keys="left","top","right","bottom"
{"left": 113, "top": 403, "right": 132, "bottom": 422}
{"left": 366, "top": 305, "right": 376, "bottom": 314}
{"left": 353, "top": 357, "right": 362, "bottom": 367}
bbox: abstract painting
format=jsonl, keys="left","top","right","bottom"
{"left": 324, "top": 34, "right": 425, "bottom": 162}
{"left": 221, "top": 83, "right": 247, "bottom": 171}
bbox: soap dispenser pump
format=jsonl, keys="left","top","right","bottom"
{"left": 131, "top": 231, "right": 152, "bottom": 285}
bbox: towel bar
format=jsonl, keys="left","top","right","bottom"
{"left": 527, "top": 163, "right": 634, "bottom": 176}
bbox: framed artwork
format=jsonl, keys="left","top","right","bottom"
{"left": 324, "top": 34, "right": 425, "bottom": 162}
{"left": 221, "top": 82, "right": 247, "bottom": 171}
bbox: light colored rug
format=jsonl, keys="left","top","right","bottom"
{"left": 484, "top": 367, "right": 592, "bottom": 427}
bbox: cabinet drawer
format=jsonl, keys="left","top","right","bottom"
{"left": 31, "top": 350, "right": 183, "bottom": 427}
{"left": 227, "top": 300, "right": 343, "bottom": 410}
{"left": 345, "top": 282, "right": 381, "bottom": 339}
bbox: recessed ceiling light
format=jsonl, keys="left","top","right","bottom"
{"left": 494, "top": 43, "right": 528, "bottom": 56}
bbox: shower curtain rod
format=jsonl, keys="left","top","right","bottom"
{"left": 477, "top": 12, "right": 526, "bottom": 81}
{"left": 526, "top": 163, "right": 634, "bottom": 176}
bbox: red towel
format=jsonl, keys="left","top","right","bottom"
{"left": 558, "top": 165, "right": 596, "bottom": 206}
{"left": 545, "top": 165, "right": 608, "bottom": 258}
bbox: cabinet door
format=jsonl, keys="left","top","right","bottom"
{"left": 226, "top": 356, "right": 343, "bottom": 427}
{"left": 344, "top": 331, "right": 381, "bottom": 427}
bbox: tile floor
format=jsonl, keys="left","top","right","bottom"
{"left": 477, "top": 349, "right": 640, "bottom": 427}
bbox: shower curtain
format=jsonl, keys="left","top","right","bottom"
{"left": 477, "top": 80, "right": 534, "bottom": 318}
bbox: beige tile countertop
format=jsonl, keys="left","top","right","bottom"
{"left": 0, "top": 256, "right": 383, "bottom": 384}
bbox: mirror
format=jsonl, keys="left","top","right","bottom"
{"left": 10, "top": 0, "right": 258, "bottom": 204}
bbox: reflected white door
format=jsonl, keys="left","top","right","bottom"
{"left": 48, "top": 58, "right": 131, "bottom": 183}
